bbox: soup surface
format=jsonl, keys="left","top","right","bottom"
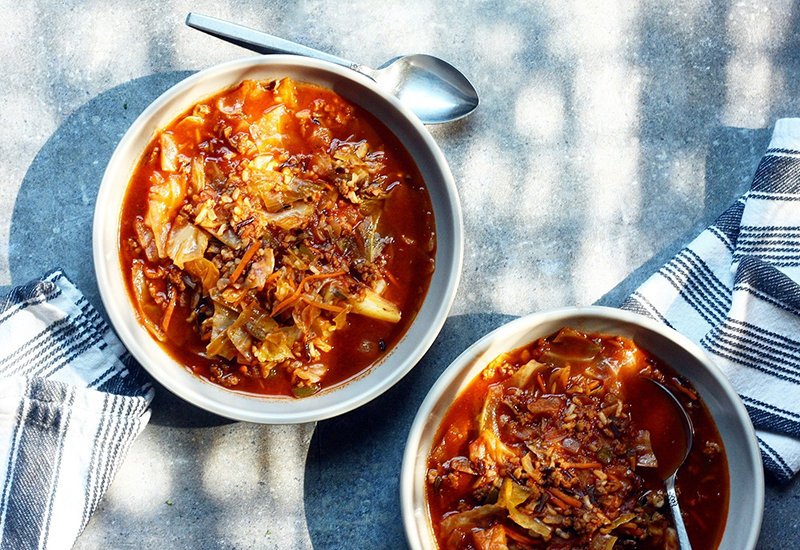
{"left": 120, "top": 77, "right": 435, "bottom": 397}
{"left": 426, "top": 328, "right": 729, "bottom": 550}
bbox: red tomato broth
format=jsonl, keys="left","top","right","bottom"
{"left": 119, "top": 77, "right": 435, "bottom": 397}
{"left": 426, "top": 328, "right": 729, "bottom": 550}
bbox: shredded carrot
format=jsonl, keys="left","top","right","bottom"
{"left": 384, "top": 269, "right": 401, "bottom": 288}
{"left": 161, "top": 288, "right": 177, "bottom": 333}
{"left": 272, "top": 270, "right": 347, "bottom": 316}
{"left": 264, "top": 268, "right": 282, "bottom": 285}
{"left": 272, "top": 294, "right": 302, "bottom": 317}
{"left": 561, "top": 461, "right": 603, "bottom": 470}
{"left": 548, "top": 495, "right": 569, "bottom": 511}
{"left": 301, "top": 296, "right": 346, "bottom": 313}
{"left": 536, "top": 372, "right": 546, "bottom": 394}
{"left": 230, "top": 239, "right": 261, "bottom": 283}
{"left": 504, "top": 527, "right": 537, "bottom": 545}
{"left": 549, "top": 488, "right": 583, "bottom": 508}
{"left": 671, "top": 377, "right": 698, "bottom": 401}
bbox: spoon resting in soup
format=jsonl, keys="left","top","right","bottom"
{"left": 425, "top": 327, "right": 729, "bottom": 550}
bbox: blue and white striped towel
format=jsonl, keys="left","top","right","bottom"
{"left": 623, "top": 118, "right": 800, "bottom": 484}
{"left": 0, "top": 269, "right": 153, "bottom": 550}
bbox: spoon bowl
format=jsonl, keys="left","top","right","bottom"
{"left": 186, "top": 13, "right": 479, "bottom": 124}
{"left": 638, "top": 378, "right": 696, "bottom": 550}
{"left": 365, "top": 55, "right": 480, "bottom": 124}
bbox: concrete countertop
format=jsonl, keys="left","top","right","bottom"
{"left": 1, "top": 0, "right": 798, "bottom": 548}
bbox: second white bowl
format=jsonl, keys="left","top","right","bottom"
{"left": 401, "top": 306, "right": 764, "bottom": 550}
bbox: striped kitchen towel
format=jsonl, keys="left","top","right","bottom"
{"left": 622, "top": 118, "right": 800, "bottom": 483}
{"left": 0, "top": 269, "right": 154, "bottom": 550}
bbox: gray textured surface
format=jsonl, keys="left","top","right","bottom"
{"left": 2, "top": 0, "right": 800, "bottom": 548}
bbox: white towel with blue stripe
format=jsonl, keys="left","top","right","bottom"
{"left": 622, "top": 118, "right": 800, "bottom": 483}
{"left": 0, "top": 269, "right": 153, "bottom": 549}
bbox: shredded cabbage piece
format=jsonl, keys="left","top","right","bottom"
{"left": 131, "top": 261, "right": 166, "bottom": 342}
{"left": 159, "top": 132, "right": 180, "bottom": 172}
{"left": 634, "top": 429, "right": 658, "bottom": 468}
{"left": 504, "top": 359, "right": 546, "bottom": 390}
{"left": 473, "top": 525, "right": 508, "bottom": 550}
{"left": 588, "top": 533, "right": 618, "bottom": 550}
{"left": 440, "top": 505, "right": 503, "bottom": 538}
{"left": 349, "top": 287, "right": 401, "bottom": 323}
{"left": 184, "top": 258, "right": 220, "bottom": 292}
{"left": 166, "top": 216, "right": 209, "bottom": 269}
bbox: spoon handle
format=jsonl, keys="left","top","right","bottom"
{"left": 665, "top": 474, "right": 694, "bottom": 549}
{"left": 186, "top": 13, "right": 355, "bottom": 70}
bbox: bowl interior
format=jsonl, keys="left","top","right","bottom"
{"left": 93, "top": 55, "right": 463, "bottom": 423}
{"left": 401, "top": 306, "right": 764, "bottom": 550}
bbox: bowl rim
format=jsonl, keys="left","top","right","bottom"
{"left": 400, "top": 305, "right": 765, "bottom": 550}
{"left": 92, "top": 54, "right": 464, "bottom": 423}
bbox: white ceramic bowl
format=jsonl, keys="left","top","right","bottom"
{"left": 401, "top": 306, "right": 764, "bottom": 550}
{"left": 93, "top": 55, "right": 463, "bottom": 423}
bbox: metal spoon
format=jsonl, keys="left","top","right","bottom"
{"left": 185, "top": 13, "right": 479, "bottom": 125}
{"left": 642, "top": 379, "right": 695, "bottom": 550}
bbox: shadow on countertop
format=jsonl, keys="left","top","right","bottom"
{"left": 304, "top": 312, "right": 515, "bottom": 550}
{"left": 6, "top": 70, "right": 194, "bottom": 311}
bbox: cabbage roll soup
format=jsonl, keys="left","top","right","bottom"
{"left": 119, "top": 77, "right": 435, "bottom": 398}
{"left": 426, "top": 328, "right": 729, "bottom": 550}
